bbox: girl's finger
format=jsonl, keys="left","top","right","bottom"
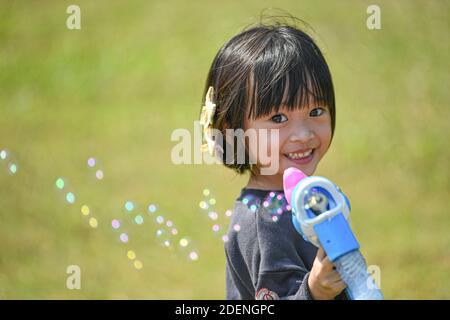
{"left": 316, "top": 246, "right": 326, "bottom": 261}
{"left": 321, "top": 256, "right": 336, "bottom": 271}
{"left": 332, "top": 280, "right": 347, "bottom": 293}
{"left": 328, "top": 271, "right": 343, "bottom": 283}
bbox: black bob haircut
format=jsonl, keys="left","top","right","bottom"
{"left": 201, "top": 16, "right": 336, "bottom": 175}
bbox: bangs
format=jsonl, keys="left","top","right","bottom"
{"left": 245, "top": 28, "right": 335, "bottom": 120}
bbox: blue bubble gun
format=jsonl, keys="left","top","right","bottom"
{"left": 283, "top": 167, "right": 383, "bottom": 300}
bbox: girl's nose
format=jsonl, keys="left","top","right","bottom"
{"left": 289, "top": 126, "right": 315, "bottom": 143}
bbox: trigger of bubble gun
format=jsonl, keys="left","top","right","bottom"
{"left": 283, "top": 167, "right": 383, "bottom": 300}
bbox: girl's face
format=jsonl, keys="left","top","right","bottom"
{"left": 244, "top": 103, "right": 332, "bottom": 189}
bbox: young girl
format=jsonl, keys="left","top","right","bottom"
{"left": 199, "top": 20, "right": 348, "bottom": 300}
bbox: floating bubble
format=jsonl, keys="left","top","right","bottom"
{"left": 269, "top": 192, "right": 276, "bottom": 198}
{"left": 8, "top": 163, "right": 17, "bottom": 174}
{"left": 134, "top": 215, "right": 144, "bottom": 225}
{"left": 55, "top": 178, "right": 65, "bottom": 190}
{"left": 203, "top": 189, "right": 210, "bottom": 196}
{"left": 111, "top": 219, "right": 120, "bottom": 229}
{"left": 212, "top": 224, "right": 220, "bottom": 232}
{"left": 199, "top": 201, "right": 208, "bottom": 210}
{"left": 134, "top": 260, "right": 143, "bottom": 270}
{"left": 124, "top": 201, "right": 134, "bottom": 212}
{"left": 95, "top": 170, "right": 104, "bottom": 180}
{"left": 87, "top": 158, "right": 96, "bottom": 168}
{"left": 81, "top": 205, "right": 90, "bottom": 216}
{"left": 156, "top": 216, "right": 164, "bottom": 224}
{"left": 166, "top": 220, "right": 173, "bottom": 228}
{"left": 208, "top": 211, "right": 218, "bottom": 220}
{"left": 179, "top": 238, "right": 189, "bottom": 247}
{"left": 156, "top": 229, "right": 164, "bottom": 237}
{"left": 242, "top": 198, "right": 249, "bottom": 205}
{"left": 66, "top": 192, "right": 75, "bottom": 204}
{"left": 233, "top": 224, "right": 241, "bottom": 232}
{"left": 250, "top": 204, "right": 258, "bottom": 211}
{"left": 286, "top": 205, "right": 291, "bottom": 211}
{"left": 0, "top": 150, "right": 7, "bottom": 160}
{"left": 225, "top": 210, "right": 233, "bottom": 217}
{"left": 277, "top": 208, "right": 283, "bottom": 215}
{"left": 277, "top": 194, "right": 283, "bottom": 201}
{"left": 171, "top": 228, "right": 178, "bottom": 236}
{"left": 272, "top": 216, "right": 279, "bottom": 222}
{"left": 127, "top": 250, "right": 136, "bottom": 260}
{"left": 221, "top": 235, "right": 229, "bottom": 243}
{"left": 120, "top": 233, "right": 129, "bottom": 243}
{"left": 89, "top": 217, "right": 98, "bottom": 228}
{"left": 148, "top": 204, "right": 157, "bottom": 213}
{"left": 189, "top": 251, "right": 199, "bottom": 261}
{"left": 164, "top": 240, "right": 171, "bottom": 247}
{"left": 209, "top": 198, "right": 216, "bottom": 205}
{"left": 263, "top": 201, "right": 269, "bottom": 208}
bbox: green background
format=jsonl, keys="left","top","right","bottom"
{"left": 0, "top": 0, "right": 449, "bottom": 299}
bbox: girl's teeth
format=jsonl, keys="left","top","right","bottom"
{"left": 287, "top": 149, "right": 312, "bottom": 159}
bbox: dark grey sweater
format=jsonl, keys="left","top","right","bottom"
{"left": 225, "top": 188, "right": 348, "bottom": 300}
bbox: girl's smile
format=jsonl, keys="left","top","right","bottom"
{"left": 283, "top": 148, "right": 315, "bottom": 165}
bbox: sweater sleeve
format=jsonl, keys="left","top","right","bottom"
{"left": 225, "top": 202, "right": 318, "bottom": 300}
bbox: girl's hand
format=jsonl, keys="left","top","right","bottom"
{"left": 308, "top": 246, "right": 347, "bottom": 300}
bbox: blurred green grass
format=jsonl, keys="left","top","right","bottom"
{"left": 0, "top": 0, "right": 449, "bottom": 299}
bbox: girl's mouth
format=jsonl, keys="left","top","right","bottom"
{"left": 283, "top": 148, "right": 315, "bottom": 165}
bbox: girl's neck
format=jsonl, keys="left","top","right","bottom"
{"left": 246, "top": 173, "right": 284, "bottom": 191}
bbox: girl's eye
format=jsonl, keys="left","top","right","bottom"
{"left": 310, "top": 108, "right": 325, "bottom": 117}
{"left": 271, "top": 114, "right": 288, "bottom": 123}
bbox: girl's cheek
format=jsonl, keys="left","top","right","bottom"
{"left": 251, "top": 129, "right": 281, "bottom": 166}
{"left": 316, "top": 123, "right": 333, "bottom": 157}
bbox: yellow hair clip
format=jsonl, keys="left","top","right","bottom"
{"left": 200, "top": 86, "right": 218, "bottom": 156}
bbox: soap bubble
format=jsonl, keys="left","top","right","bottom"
{"left": 119, "top": 233, "right": 129, "bottom": 243}
{"left": 111, "top": 219, "right": 120, "bottom": 229}
{"left": 134, "top": 260, "right": 143, "bottom": 270}
{"left": 134, "top": 214, "right": 144, "bottom": 225}
{"left": 208, "top": 211, "right": 218, "bottom": 220}
{"left": 66, "top": 192, "right": 75, "bottom": 204}
{"left": 8, "top": 163, "right": 17, "bottom": 174}
{"left": 156, "top": 215, "right": 164, "bottom": 224}
{"left": 189, "top": 251, "right": 199, "bottom": 261}
{"left": 179, "top": 238, "right": 189, "bottom": 247}
{"left": 81, "top": 205, "right": 90, "bottom": 216}
{"left": 55, "top": 178, "right": 65, "bottom": 190}
{"left": 89, "top": 217, "right": 98, "bottom": 228}
{"left": 124, "top": 201, "right": 134, "bottom": 212}
{"left": 199, "top": 201, "right": 208, "bottom": 210}
{"left": 156, "top": 229, "right": 164, "bottom": 238}
{"left": 87, "top": 158, "right": 96, "bottom": 168}
{"left": 127, "top": 250, "right": 136, "bottom": 260}
{"left": 95, "top": 170, "right": 104, "bottom": 180}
